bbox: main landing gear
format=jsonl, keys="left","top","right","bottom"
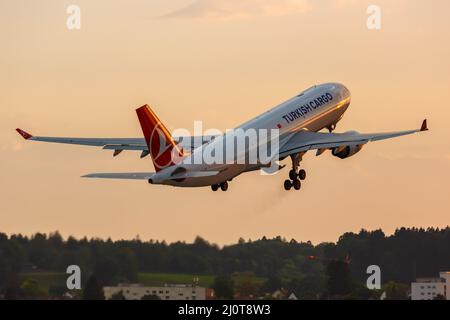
{"left": 284, "top": 153, "right": 307, "bottom": 191}
{"left": 211, "top": 181, "right": 228, "bottom": 192}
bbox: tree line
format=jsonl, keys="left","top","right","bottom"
{"left": 1, "top": 227, "right": 450, "bottom": 299}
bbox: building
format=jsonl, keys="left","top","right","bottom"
{"left": 271, "top": 288, "right": 298, "bottom": 300}
{"left": 103, "top": 283, "right": 213, "bottom": 300}
{"left": 411, "top": 272, "right": 450, "bottom": 300}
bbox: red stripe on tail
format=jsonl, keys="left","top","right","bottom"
{"left": 136, "top": 105, "right": 183, "bottom": 171}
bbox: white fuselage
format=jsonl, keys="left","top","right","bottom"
{"left": 153, "top": 83, "right": 351, "bottom": 187}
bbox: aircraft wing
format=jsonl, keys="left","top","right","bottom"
{"left": 15, "top": 128, "right": 216, "bottom": 157}
{"left": 279, "top": 119, "right": 428, "bottom": 158}
{"left": 16, "top": 128, "right": 146, "bottom": 149}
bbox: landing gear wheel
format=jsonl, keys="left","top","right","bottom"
{"left": 293, "top": 179, "right": 301, "bottom": 190}
{"left": 220, "top": 182, "right": 228, "bottom": 191}
{"left": 284, "top": 180, "right": 292, "bottom": 191}
{"left": 327, "top": 123, "right": 336, "bottom": 133}
{"left": 289, "top": 169, "right": 297, "bottom": 181}
{"left": 211, "top": 184, "right": 219, "bottom": 191}
{"left": 298, "top": 169, "right": 306, "bottom": 181}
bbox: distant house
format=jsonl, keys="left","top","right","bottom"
{"left": 271, "top": 289, "right": 288, "bottom": 299}
{"left": 103, "top": 283, "right": 214, "bottom": 300}
{"left": 271, "top": 288, "right": 297, "bottom": 300}
{"left": 411, "top": 271, "right": 450, "bottom": 300}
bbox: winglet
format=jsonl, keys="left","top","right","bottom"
{"left": 16, "top": 128, "right": 33, "bottom": 140}
{"left": 420, "top": 119, "right": 428, "bottom": 132}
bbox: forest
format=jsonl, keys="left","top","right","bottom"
{"left": 1, "top": 227, "right": 450, "bottom": 299}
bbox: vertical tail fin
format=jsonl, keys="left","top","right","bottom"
{"left": 136, "top": 105, "right": 183, "bottom": 171}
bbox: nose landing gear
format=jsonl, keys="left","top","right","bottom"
{"left": 327, "top": 123, "right": 336, "bottom": 133}
{"left": 220, "top": 181, "right": 228, "bottom": 191}
{"left": 211, "top": 181, "right": 229, "bottom": 192}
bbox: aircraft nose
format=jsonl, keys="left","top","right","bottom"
{"left": 336, "top": 83, "right": 351, "bottom": 99}
{"left": 342, "top": 85, "right": 350, "bottom": 98}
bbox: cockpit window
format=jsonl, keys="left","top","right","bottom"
{"left": 297, "top": 85, "right": 316, "bottom": 97}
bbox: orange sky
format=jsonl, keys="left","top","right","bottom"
{"left": 1, "top": 0, "right": 449, "bottom": 245}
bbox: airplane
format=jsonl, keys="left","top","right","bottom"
{"left": 16, "top": 83, "right": 428, "bottom": 191}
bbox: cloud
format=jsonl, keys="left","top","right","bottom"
{"left": 162, "top": 0, "right": 313, "bottom": 20}
{"left": 161, "top": 0, "right": 411, "bottom": 20}
{"left": 332, "top": 0, "right": 359, "bottom": 9}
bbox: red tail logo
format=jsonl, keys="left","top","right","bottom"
{"left": 136, "top": 105, "right": 183, "bottom": 171}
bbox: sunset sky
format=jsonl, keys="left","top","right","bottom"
{"left": 1, "top": 0, "right": 449, "bottom": 245}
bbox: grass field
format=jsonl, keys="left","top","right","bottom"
{"left": 19, "top": 272, "right": 67, "bottom": 292}
{"left": 138, "top": 272, "right": 266, "bottom": 288}
{"left": 18, "top": 272, "right": 215, "bottom": 289}
{"left": 19, "top": 272, "right": 266, "bottom": 291}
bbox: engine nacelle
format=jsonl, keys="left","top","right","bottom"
{"left": 332, "top": 145, "right": 363, "bottom": 159}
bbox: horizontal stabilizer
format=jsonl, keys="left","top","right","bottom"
{"left": 170, "top": 170, "right": 220, "bottom": 180}
{"left": 82, "top": 172, "right": 155, "bottom": 180}
{"left": 82, "top": 170, "right": 219, "bottom": 182}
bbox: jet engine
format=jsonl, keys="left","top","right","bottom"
{"left": 331, "top": 145, "right": 363, "bottom": 159}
